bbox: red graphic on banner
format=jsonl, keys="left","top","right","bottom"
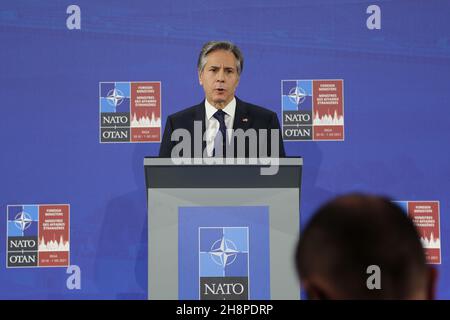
{"left": 408, "top": 201, "right": 441, "bottom": 264}
{"left": 38, "top": 205, "right": 70, "bottom": 267}
{"left": 130, "top": 82, "right": 161, "bottom": 142}
{"left": 312, "top": 80, "right": 344, "bottom": 140}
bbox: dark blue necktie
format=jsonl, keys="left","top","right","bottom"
{"left": 213, "top": 109, "right": 227, "bottom": 156}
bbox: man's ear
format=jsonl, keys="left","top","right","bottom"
{"left": 198, "top": 71, "right": 203, "bottom": 85}
{"left": 426, "top": 266, "right": 438, "bottom": 300}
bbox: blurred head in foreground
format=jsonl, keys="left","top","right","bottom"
{"left": 295, "top": 194, "right": 437, "bottom": 299}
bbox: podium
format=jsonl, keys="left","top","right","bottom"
{"left": 144, "top": 157, "right": 302, "bottom": 300}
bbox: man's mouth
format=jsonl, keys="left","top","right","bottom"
{"left": 215, "top": 88, "right": 226, "bottom": 93}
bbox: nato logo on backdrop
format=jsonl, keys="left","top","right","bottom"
{"left": 282, "top": 79, "right": 344, "bottom": 141}
{"left": 6, "top": 204, "right": 70, "bottom": 268}
{"left": 199, "top": 227, "right": 249, "bottom": 300}
{"left": 99, "top": 81, "right": 161, "bottom": 143}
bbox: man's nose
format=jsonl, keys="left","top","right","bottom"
{"left": 216, "top": 68, "right": 225, "bottom": 82}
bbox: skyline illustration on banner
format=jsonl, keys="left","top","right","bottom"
{"left": 395, "top": 201, "right": 441, "bottom": 264}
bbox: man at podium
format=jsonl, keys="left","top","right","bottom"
{"left": 159, "top": 40, "right": 286, "bottom": 158}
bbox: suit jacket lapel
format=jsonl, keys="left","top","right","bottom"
{"left": 193, "top": 101, "right": 206, "bottom": 155}
{"left": 233, "top": 97, "right": 251, "bottom": 131}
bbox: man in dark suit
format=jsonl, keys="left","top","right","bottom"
{"left": 159, "top": 41, "right": 285, "bottom": 158}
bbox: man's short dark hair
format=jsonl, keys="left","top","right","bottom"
{"left": 197, "top": 41, "right": 244, "bottom": 75}
{"left": 295, "top": 193, "right": 428, "bottom": 299}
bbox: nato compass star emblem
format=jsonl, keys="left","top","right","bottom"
{"left": 106, "top": 88, "right": 125, "bottom": 108}
{"left": 209, "top": 237, "right": 239, "bottom": 267}
{"left": 288, "top": 86, "right": 307, "bottom": 105}
{"left": 14, "top": 211, "right": 32, "bottom": 231}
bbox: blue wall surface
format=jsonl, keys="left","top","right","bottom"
{"left": 1, "top": 0, "right": 449, "bottom": 299}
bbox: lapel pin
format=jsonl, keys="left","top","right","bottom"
{"left": 242, "top": 118, "right": 248, "bottom": 122}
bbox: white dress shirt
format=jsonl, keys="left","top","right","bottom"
{"left": 204, "top": 97, "right": 236, "bottom": 156}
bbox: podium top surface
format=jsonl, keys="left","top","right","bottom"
{"left": 144, "top": 157, "right": 303, "bottom": 167}
{"left": 144, "top": 157, "right": 302, "bottom": 189}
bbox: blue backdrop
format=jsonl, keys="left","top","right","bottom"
{"left": 1, "top": 0, "right": 449, "bottom": 299}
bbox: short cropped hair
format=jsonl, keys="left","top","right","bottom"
{"left": 197, "top": 41, "right": 244, "bottom": 75}
{"left": 295, "top": 194, "right": 428, "bottom": 299}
